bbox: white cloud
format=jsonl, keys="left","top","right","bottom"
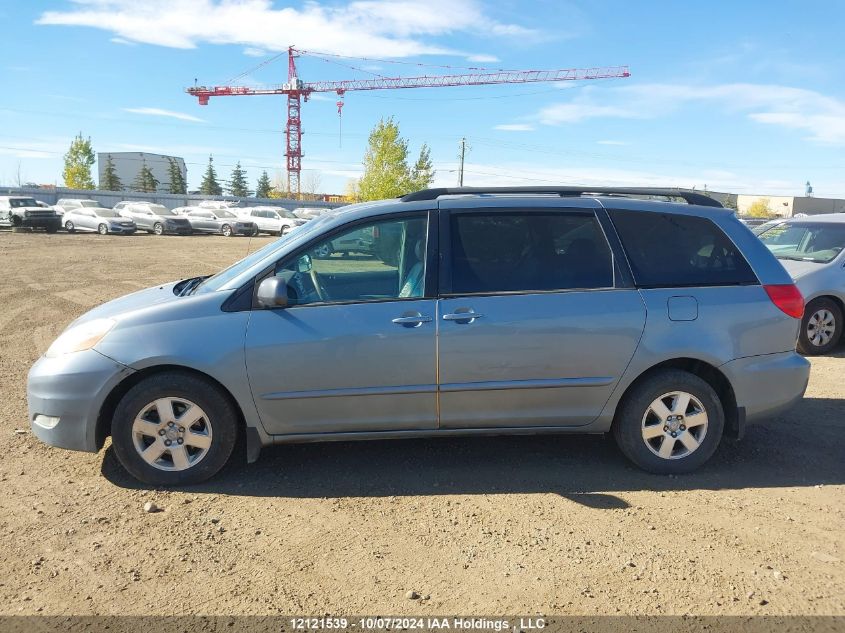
{"left": 123, "top": 107, "right": 206, "bottom": 123}
{"left": 36, "top": 0, "right": 535, "bottom": 58}
{"left": 431, "top": 160, "right": 805, "bottom": 195}
{"left": 494, "top": 123, "right": 535, "bottom": 132}
{"left": 110, "top": 37, "right": 136, "bottom": 46}
{"left": 466, "top": 54, "right": 500, "bottom": 63}
{"left": 243, "top": 47, "right": 266, "bottom": 57}
{"left": 536, "top": 82, "right": 845, "bottom": 144}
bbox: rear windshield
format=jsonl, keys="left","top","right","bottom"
{"left": 609, "top": 210, "right": 758, "bottom": 288}
{"left": 80, "top": 200, "right": 102, "bottom": 207}
{"left": 10, "top": 198, "right": 38, "bottom": 208}
{"left": 758, "top": 222, "right": 845, "bottom": 264}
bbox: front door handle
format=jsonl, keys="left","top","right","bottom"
{"left": 392, "top": 314, "right": 432, "bottom": 328}
{"left": 442, "top": 310, "right": 484, "bottom": 323}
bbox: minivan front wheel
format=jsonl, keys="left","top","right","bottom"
{"left": 111, "top": 372, "right": 239, "bottom": 485}
{"left": 798, "top": 297, "right": 842, "bottom": 355}
{"left": 613, "top": 369, "right": 724, "bottom": 474}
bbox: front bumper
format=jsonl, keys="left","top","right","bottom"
{"left": 109, "top": 225, "right": 137, "bottom": 234}
{"left": 720, "top": 351, "right": 810, "bottom": 423}
{"left": 166, "top": 227, "right": 193, "bottom": 235}
{"left": 21, "top": 217, "right": 61, "bottom": 230}
{"left": 27, "top": 349, "right": 134, "bottom": 453}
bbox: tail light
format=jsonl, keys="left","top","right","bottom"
{"left": 764, "top": 284, "right": 804, "bottom": 319}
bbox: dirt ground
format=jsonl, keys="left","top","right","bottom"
{"left": 0, "top": 231, "right": 842, "bottom": 617}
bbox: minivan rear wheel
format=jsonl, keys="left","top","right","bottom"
{"left": 798, "top": 297, "right": 842, "bottom": 356}
{"left": 111, "top": 371, "right": 239, "bottom": 485}
{"left": 613, "top": 369, "right": 724, "bottom": 474}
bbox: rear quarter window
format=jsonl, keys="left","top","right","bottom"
{"left": 609, "top": 209, "right": 758, "bottom": 288}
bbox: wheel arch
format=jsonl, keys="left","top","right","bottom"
{"left": 611, "top": 357, "right": 740, "bottom": 438}
{"left": 95, "top": 364, "right": 248, "bottom": 450}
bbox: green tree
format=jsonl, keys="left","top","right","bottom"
{"left": 99, "top": 154, "right": 123, "bottom": 191}
{"left": 227, "top": 161, "right": 250, "bottom": 197}
{"left": 63, "top": 133, "right": 95, "bottom": 189}
{"left": 747, "top": 197, "right": 773, "bottom": 218}
{"left": 255, "top": 170, "right": 272, "bottom": 198}
{"left": 199, "top": 155, "right": 223, "bottom": 196}
{"left": 131, "top": 160, "right": 160, "bottom": 193}
{"left": 410, "top": 142, "right": 435, "bottom": 190}
{"left": 356, "top": 117, "right": 432, "bottom": 201}
{"left": 167, "top": 158, "right": 187, "bottom": 194}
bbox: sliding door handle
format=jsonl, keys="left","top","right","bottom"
{"left": 442, "top": 310, "right": 484, "bottom": 322}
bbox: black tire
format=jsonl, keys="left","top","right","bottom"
{"left": 97, "top": 223, "right": 109, "bottom": 235}
{"left": 281, "top": 225, "right": 291, "bottom": 236}
{"left": 45, "top": 226, "right": 58, "bottom": 234}
{"left": 221, "top": 224, "right": 232, "bottom": 237}
{"left": 153, "top": 222, "right": 164, "bottom": 236}
{"left": 798, "top": 297, "right": 842, "bottom": 356}
{"left": 111, "top": 371, "right": 239, "bottom": 485}
{"left": 65, "top": 221, "right": 75, "bottom": 233}
{"left": 612, "top": 369, "right": 724, "bottom": 474}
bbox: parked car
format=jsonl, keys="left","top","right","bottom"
{"left": 0, "top": 196, "right": 61, "bottom": 232}
{"left": 293, "top": 206, "right": 330, "bottom": 220}
{"left": 757, "top": 214, "right": 845, "bottom": 355}
{"left": 183, "top": 208, "right": 258, "bottom": 237}
{"left": 54, "top": 198, "right": 106, "bottom": 217}
{"left": 751, "top": 218, "right": 787, "bottom": 236}
{"left": 197, "top": 200, "right": 240, "bottom": 210}
{"left": 119, "top": 203, "right": 192, "bottom": 235}
{"left": 237, "top": 206, "right": 307, "bottom": 236}
{"left": 63, "top": 208, "right": 137, "bottom": 235}
{"left": 112, "top": 201, "right": 148, "bottom": 213}
{"left": 28, "top": 186, "right": 810, "bottom": 485}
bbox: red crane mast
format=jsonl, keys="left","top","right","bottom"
{"left": 187, "top": 47, "right": 630, "bottom": 196}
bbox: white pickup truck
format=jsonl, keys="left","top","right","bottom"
{"left": 0, "top": 196, "right": 61, "bottom": 232}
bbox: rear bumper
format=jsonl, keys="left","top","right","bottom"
{"left": 720, "top": 351, "right": 810, "bottom": 423}
{"left": 27, "top": 349, "right": 134, "bottom": 453}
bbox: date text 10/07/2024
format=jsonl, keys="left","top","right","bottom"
{"left": 289, "top": 618, "right": 547, "bottom": 631}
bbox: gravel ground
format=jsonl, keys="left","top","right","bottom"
{"left": 0, "top": 231, "right": 842, "bottom": 616}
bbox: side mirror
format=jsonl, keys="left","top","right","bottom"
{"left": 296, "top": 254, "right": 313, "bottom": 273}
{"left": 256, "top": 277, "right": 289, "bottom": 309}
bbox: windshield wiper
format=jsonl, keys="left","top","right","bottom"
{"left": 175, "top": 275, "right": 210, "bottom": 296}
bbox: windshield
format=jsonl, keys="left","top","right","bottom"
{"left": 217, "top": 210, "right": 237, "bottom": 218}
{"left": 278, "top": 209, "right": 296, "bottom": 218}
{"left": 759, "top": 222, "right": 845, "bottom": 264}
{"left": 194, "top": 213, "right": 336, "bottom": 294}
{"left": 96, "top": 210, "right": 119, "bottom": 218}
{"left": 151, "top": 205, "right": 176, "bottom": 215}
{"left": 80, "top": 200, "right": 102, "bottom": 208}
{"left": 10, "top": 198, "right": 38, "bottom": 208}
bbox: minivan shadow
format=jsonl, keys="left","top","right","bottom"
{"left": 101, "top": 397, "right": 844, "bottom": 502}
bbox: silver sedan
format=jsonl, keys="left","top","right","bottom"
{"left": 758, "top": 213, "right": 845, "bottom": 354}
{"left": 63, "top": 208, "right": 137, "bottom": 235}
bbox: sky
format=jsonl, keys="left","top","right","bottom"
{"left": 1, "top": 0, "right": 844, "bottom": 197}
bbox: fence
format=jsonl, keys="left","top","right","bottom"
{"left": 1, "top": 186, "right": 344, "bottom": 211}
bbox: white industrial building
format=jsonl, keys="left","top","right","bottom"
{"left": 97, "top": 152, "right": 186, "bottom": 193}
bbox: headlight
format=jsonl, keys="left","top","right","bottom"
{"left": 45, "top": 319, "right": 115, "bottom": 358}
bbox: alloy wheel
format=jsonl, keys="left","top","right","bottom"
{"left": 131, "top": 397, "right": 213, "bottom": 471}
{"left": 641, "top": 391, "right": 709, "bottom": 460}
{"left": 807, "top": 309, "right": 836, "bottom": 347}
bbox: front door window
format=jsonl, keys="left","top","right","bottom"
{"left": 275, "top": 215, "right": 428, "bottom": 306}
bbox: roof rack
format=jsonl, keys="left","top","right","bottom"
{"left": 400, "top": 186, "right": 723, "bottom": 208}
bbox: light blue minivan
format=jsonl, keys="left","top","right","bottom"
{"left": 28, "top": 187, "right": 810, "bottom": 484}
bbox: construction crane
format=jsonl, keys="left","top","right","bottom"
{"left": 187, "top": 47, "right": 630, "bottom": 196}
